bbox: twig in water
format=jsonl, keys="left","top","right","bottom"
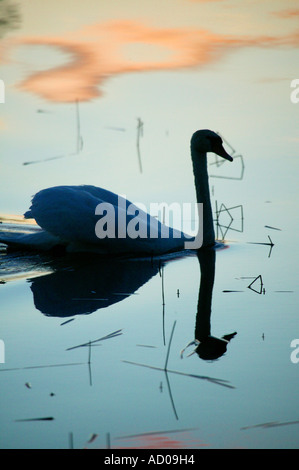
{"left": 23, "top": 100, "right": 83, "bottom": 166}
{"left": 69, "top": 432, "right": 74, "bottom": 449}
{"left": 136, "top": 118, "right": 144, "bottom": 173}
{"left": 0, "top": 362, "right": 85, "bottom": 372}
{"left": 122, "top": 360, "right": 235, "bottom": 389}
{"left": 87, "top": 433, "right": 98, "bottom": 444}
{"left": 88, "top": 340, "right": 93, "bottom": 386}
{"left": 60, "top": 318, "right": 75, "bottom": 326}
{"left": 66, "top": 329, "right": 123, "bottom": 351}
{"left": 164, "top": 321, "right": 176, "bottom": 371}
{"left": 106, "top": 432, "right": 111, "bottom": 449}
{"left": 75, "top": 99, "right": 83, "bottom": 153}
{"left": 15, "top": 417, "right": 54, "bottom": 422}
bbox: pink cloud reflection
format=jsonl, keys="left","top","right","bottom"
{"left": 8, "top": 20, "right": 299, "bottom": 103}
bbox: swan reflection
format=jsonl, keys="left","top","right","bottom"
{"left": 27, "top": 246, "right": 236, "bottom": 362}
{"left": 28, "top": 254, "right": 164, "bottom": 317}
{"left": 181, "top": 247, "right": 237, "bottom": 361}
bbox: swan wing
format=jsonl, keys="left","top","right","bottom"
{"left": 24, "top": 185, "right": 186, "bottom": 254}
{"left": 24, "top": 185, "right": 123, "bottom": 245}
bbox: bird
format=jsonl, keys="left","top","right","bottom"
{"left": 0, "top": 130, "right": 232, "bottom": 255}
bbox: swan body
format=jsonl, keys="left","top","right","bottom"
{"left": 0, "top": 130, "right": 232, "bottom": 255}
{"left": 25, "top": 185, "right": 187, "bottom": 255}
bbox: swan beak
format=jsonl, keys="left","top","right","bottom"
{"left": 215, "top": 143, "right": 233, "bottom": 162}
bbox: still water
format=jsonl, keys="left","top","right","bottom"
{"left": 1, "top": 0, "right": 299, "bottom": 450}
{"left": 0, "top": 155, "right": 298, "bottom": 449}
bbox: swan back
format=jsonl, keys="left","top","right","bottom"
{"left": 24, "top": 185, "right": 187, "bottom": 255}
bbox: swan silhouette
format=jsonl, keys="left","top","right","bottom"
{"left": 0, "top": 130, "right": 232, "bottom": 255}
{"left": 26, "top": 255, "right": 162, "bottom": 317}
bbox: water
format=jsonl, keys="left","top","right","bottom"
{"left": 1, "top": 0, "right": 299, "bottom": 450}
{"left": 0, "top": 175, "right": 298, "bottom": 449}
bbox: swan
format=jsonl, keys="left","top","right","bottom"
{"left": 0, "top": 130, "right": 232, "bottom": 255}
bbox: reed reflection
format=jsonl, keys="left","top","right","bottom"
{"left": 182, "top": 247, "right": 237, "bottom": 361}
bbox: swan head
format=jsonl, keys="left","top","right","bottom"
{"left": 191, "top": 129, "right": 233, "bottom": 161}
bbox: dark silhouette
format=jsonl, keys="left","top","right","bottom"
{"left": 28, "top": 254, "right": 162, "bottom": 317}
{"left": 22, "top": 246, "right": 236, "bottom": 362}
{"left": 181, "top": 247, "right": 236, "bottom": 361}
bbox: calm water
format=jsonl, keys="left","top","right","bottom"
{"left": 1, "top": 0, "right": 299, "bottom": 450}
{"left": 1, "top": 154, "right": 298, "bottom": 449}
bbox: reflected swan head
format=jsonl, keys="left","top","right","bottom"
{"left": 181, "top": 332, "right": 237, "bottom": 361}
{"left": 191, "top": 129, "right": 233, "bottom": 161}
{"left": 194, "top": 334, "right": 236, "bottom": 361}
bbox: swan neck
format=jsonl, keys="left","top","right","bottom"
{"left": 191, "top": 146, "right": 215, "bottom": 246}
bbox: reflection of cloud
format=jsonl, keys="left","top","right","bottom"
{"left": 14, "top": 21, "right": 229, "bottom": 102}
{"left": 114, "top": 430, "right": 209, "bottom": 449}
{"left": 272, "top": 9, "right": 299, "bottom": 18}
{"left": 187, "top": 0, "right": 225, "bottom": 2}
{"left": 255, "top": 77, "right": 290, "bottom": 83}
{"left": 8, "top": 20, "right": 299, "bottom": 103}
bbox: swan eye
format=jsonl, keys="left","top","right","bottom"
{"left": 211, "top": 135, "right": 223, "bottom": 147}
{"left": 214, "top": 136, "right": 222, "bottom": 144}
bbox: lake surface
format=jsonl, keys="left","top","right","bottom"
{"left": 1, "top": 154, "right": 298, "bottom": 449}
{"left": 0, "top": 0, "right": 299, "bottom": 450}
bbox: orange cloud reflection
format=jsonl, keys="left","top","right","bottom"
{"left": 10, "top": 20, "right": 299, "bottom": 103}
{"left": 114, "top": 429, "right": 209, "bottom": 449}
{"left": 273, "top": 8, "right": 299, "bottom": 18}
